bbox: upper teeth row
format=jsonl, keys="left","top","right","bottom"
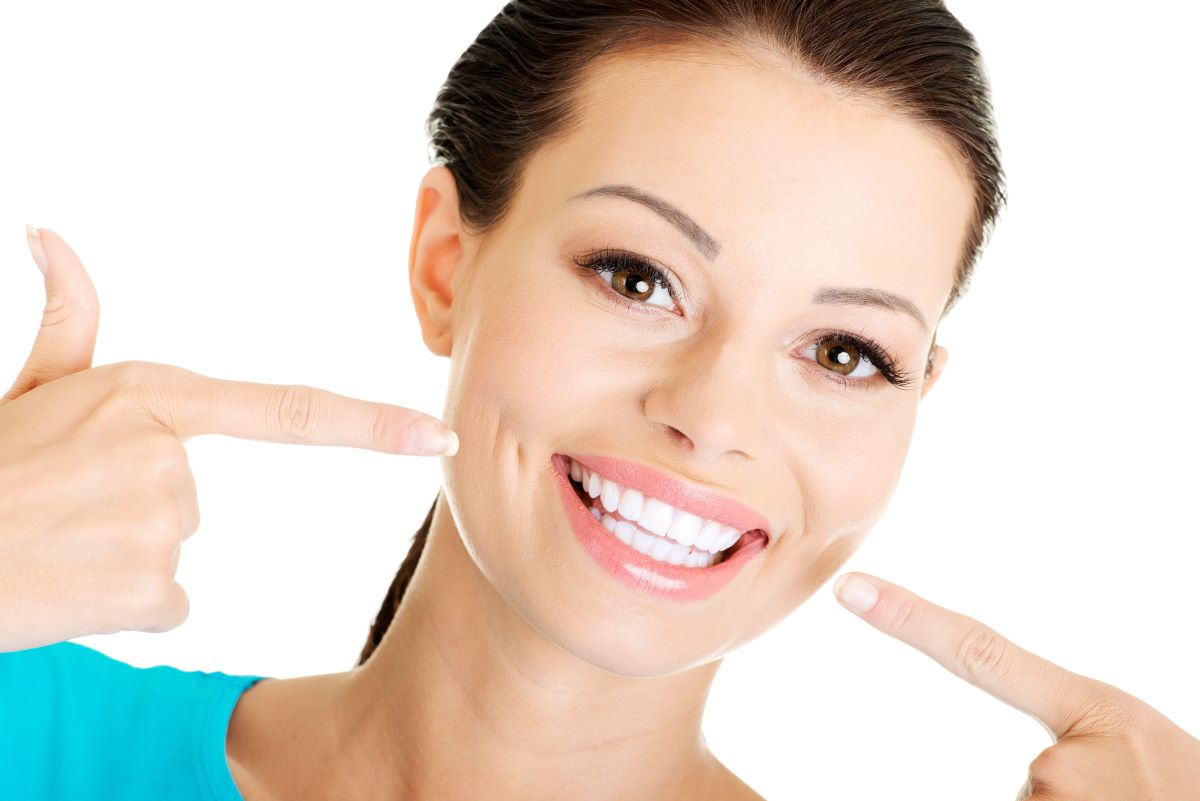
{"left": 569, "top": 458, "right": 745, "bottom": 553}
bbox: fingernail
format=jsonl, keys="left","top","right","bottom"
{"left": 26, "top": 225, "right": 49, "bottom": 274}
{"left": 834, "top": 573, "right": 878, "bottom": 614}
{"left": 406, "top": 420, "right": 458, "bottom": 455}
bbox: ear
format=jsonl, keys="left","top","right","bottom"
{"left": 918, "top": 343, "right": 949, "bottom": 401}
{"left": 408, "top": 165, "right": 467, "bottom": 358}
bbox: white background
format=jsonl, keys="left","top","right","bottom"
{"left": 1, "top": 2, "right": 1197, "bottom": 798}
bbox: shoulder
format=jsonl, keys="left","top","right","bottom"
{"left": 0, "top": 641, "right": 267, "bottom": 801}
{"left": 718, "top": 773, "right": 769, "bottom": 801}
{"left": 689, "top": 757, "right": 768, "bottom": 801}
{"left": 1, "top": 640, "right": 262, "bottom": 731}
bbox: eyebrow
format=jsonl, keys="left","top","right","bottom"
{"left": 569, "top": 184, "right": 721, "bottom": 260}
{"left": 812, "top": 286, "right": 929, "bottom": 333}
{"left": 571, "top": 183, "right": 928, "bottom": 332}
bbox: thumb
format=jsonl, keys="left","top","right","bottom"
{"left": 3, "top": 226, "right": 101, "bottom": 401}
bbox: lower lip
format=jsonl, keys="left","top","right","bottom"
{"left": 549, "top": 453, "right": 768, "bottom": 602}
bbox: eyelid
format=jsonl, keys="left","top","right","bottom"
{"left": 796, "top": 329, "right": 917, "bottom": 391}
{"left": 572, "top": 248, "right": 686, "bottom": 315}
{"left": 573, "top": 250, "right": 917, "bottom": 391}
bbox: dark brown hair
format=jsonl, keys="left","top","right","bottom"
{"left": 356, "top": 0, "right": 1006, "bottom": 666}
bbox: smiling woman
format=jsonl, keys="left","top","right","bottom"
{"left": 3, "top": 1, "right": 1199, "bottom": 800}
{"left": 349, "top": 1, "right": 991, "bottom": 690}
{"left": 313, "top": 0, "right": 992, "bottom": 795}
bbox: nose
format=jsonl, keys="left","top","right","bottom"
{"left": 642, "top": 335, "right": 762, "bottom": 464}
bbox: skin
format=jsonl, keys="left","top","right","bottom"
{"left": 227, "top": 43, "right": 966, "bottom": 800}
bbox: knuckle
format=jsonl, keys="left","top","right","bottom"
{"left": 142, "top": 437, "right": 187, "bottom": 478}
{"left": 180, "top": 486, "right": 202, "bottom": 540}
{"left": 1069, "top": 688, "right": 1137, "bottom": 737}
{"left": 886, "top": 595, "right": 923, "bottom": 637}
{"left": 109, "top": 360, "right": 157, "bottom": 394}
{"left": 40, "top": 294, "right": 73, "bottom": 329}
{"left": 274, "top": 385, "right": 320, "bottom": 440}
{"left": 123, "top": 572, "right": 177, "bottom": 617}
{"left": 953, "top": 622, "right": 1010, "bottom": 684}
{"left": 140, "top": 496, "right": 184, "bottom": 539}
{"left": 170, "top": 587, "right": 191, "bottom": 627}
{"left": 103, "top": 361, "right": 184, "bottom": 421}
{"left": 1026, "top": 743, "right": 1088, "bottom": 796}
{"left": 1028, "top": 745, "right": 1064, "bottom": 779}
{"left": 370, "top": 409, "right": 401, "bottom": 451}
{"left": 183, "top": 504, "right": 201, "bottom": 539}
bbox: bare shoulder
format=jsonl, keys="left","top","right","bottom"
{"left": 226, "top": 673, "right": 345, "bottom": 801}
{"left": 703, "top": 760, "right": 769, "bottom": 801}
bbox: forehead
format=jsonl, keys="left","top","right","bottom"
{"left": 521, "top": 44, "right": 976, "bottom": 322}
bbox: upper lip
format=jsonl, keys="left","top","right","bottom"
{"left": 561, "top": 453, "right": 773, "bottom": 539}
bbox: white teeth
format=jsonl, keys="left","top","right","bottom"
{"left": 694, "top": 520, "right": 723, "bottom": 551}
{"left": 598, "top": 511, "right": 718, "bottom": 568}
{"left": 616, "top": 487, "right": 644, "bottom": 521}
{"left": 637, "top": 497, "right": 674, "bottom": 537}
{"left": 650, "top": 537, "right": 673, "bottom": 561}
{"left": 600, "top": 478, "right": 621, "bottom": 514}
{"left": 666, "top": 542, "right": 689, "bottom": 565}
{"left": 666, "top": 510, "right": 702, "bottom": 546}
{"left": 715, "top": 524, "right": 741, "bottom": 551}
{"left": 631, "top": 529, "right": 655, "bottom": 556}
{"left": 570, "top": 458, "right": 754, "bottom": 559}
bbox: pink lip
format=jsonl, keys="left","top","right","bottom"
{"left": 549, "top": 453, "right": 768, "bottom": 601}
{"left": 568, "top": 453, "right": 772, "bottom": 537}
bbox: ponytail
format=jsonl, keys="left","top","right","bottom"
{"left": 355, "top": 491, "right": 438, "bottom": 666}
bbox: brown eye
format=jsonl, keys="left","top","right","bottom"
{"left": 574, "top": 250, "right": 680, "bottom": 312}
{"left": 815, "top": 338, "right": 864, "bottom": 376}
{"left": 800, "top": 333, "right": 906, "bottom": 388}
{"left": 611, "top": 267, "right": 655, "bottom": 303}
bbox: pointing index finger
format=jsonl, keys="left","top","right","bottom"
{"left": 139, "top": 364, "right": 457, "bottom": 455}
{"left": 833, "top": 572, "right": 1111, "bottom": 741}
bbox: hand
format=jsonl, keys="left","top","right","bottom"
{"left": 0, "top": 227, "right": 458, "bottom": 653}
{"left": 832, "top": 572, "right": 1200, "bottom": 799}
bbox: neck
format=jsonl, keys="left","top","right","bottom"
{"left": 331, "top": 496, "right": 725, "bottom": 801}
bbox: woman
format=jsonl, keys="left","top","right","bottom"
{"left": 2, "top": 1, "right": 1197, "bottom": 799}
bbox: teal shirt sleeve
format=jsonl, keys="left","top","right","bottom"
{"left": 0, "top": 641, "right": 268, "bottom": 801}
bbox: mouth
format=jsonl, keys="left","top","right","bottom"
{"left": 552, "top": 452, "right": 770, "bottom": 588}
{"left": 564, "top": 459, "right": 766, "bottom": 567}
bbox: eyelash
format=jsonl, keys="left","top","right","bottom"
{"left": 570, "top": 248, "right": 916, "bottom": 391}
{"left": 808, "top": 330, "right": 917, "bottom": 391}
{"left": 572, "top": 248, "right": 682, "bottom": 310}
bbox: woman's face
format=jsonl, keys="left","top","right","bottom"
{"left": 410, "top": 45, "right": 974, "bottom": 677}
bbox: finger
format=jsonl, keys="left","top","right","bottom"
{"left": 833, "top": 572, "right": 1110, "bottom": 741}
{"left": 135, "top": 580, "right": 190, "bottom": 634}
{"left": 178, "top": 479, "right": 201, "bottom": 541}
{"left": 3, "top": 226, "right": 100, "bottom": 401}
{"left": 148, "top": 368, "right": 459, "bottom": 455}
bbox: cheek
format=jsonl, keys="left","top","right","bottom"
{"left": 805, "top": 405, "right": 916, "bottom": 527}
{"left": 437, "top": 261, "right": 593, "bottom": 566}
{"left": 446, "top": 273, "right": 587, "bottom": 452}
{"left": 732, "top": 400, "right": 917, "bottom": 640}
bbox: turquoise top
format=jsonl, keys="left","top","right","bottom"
{"left": 0, "top": 641, "right": 268, "bottom": 800}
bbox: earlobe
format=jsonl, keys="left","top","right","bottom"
{"left": 408, "top": 165, "right": 466, "bottom": 358}
{"left": 919, "top": 344, "right": 949, "bottom": 400}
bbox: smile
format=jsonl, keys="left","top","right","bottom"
{"left": 570, "top": 456, "right": 750, "bottom": 566}
{"left": 550, "top": 453, "right": 770, "bottom": 601}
